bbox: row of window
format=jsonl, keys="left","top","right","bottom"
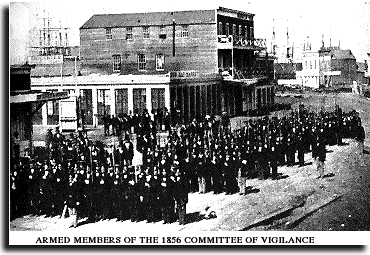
{"left": 218, "top": 22, "right": 254, "bottom": 39}
{"left": 112, "top": 54, "right": 165, "bottom": 72}
{"left": 304, "top": 59, "right": 318, "bottom": 70}
{"left": 36, "top": 88, "right": 166, "bottom": 125}
{"left": 105, "top": 25, "right": 189, "bottom": 41}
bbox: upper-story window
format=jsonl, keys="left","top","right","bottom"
{"left": 143, "top": 27, "right": 150, "bottom": 39}
{"left": 159, "top": 25, "right": 166, "bottom": 39}
{"left": 238, "top": 25, "right": 242, "bottom": 39}
{"left": 106, "top": 28, "right": 112, "bottom": 40}
{"left": 126, "top": 27, "right": 133, "bottom": 40}
{"left": 245, "top": 26, "right": 248, "bottom": 39}
{"left": 315, "top": 60, "right": 317, "bottom": 69}
{"left": 113, "top": 54, "right": 121, "bottom": 72}
{"left": 218, "top": 22, "right": 223, "bottom": 35}
{"left": 138, "top": 54, "right": 146, "bottom": 71}
{"left": 226, "top": 23, "right": 230, "bottom": 36}
{"left": 232, "top": 24, "right": 236, "bottom": 37}
{"left": 181, "top": 25, "right": 189, "bottom": 38}
{"left": 250, "top": 26, "right": 254, "bottom": 38}
{"left": 310, "top": 60, "right": 312, "bottom": 69}
{"left": 156, "top": 54, "right": 165, "bottom": 71}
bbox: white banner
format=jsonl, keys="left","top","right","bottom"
{"left": 8, "top": 231, "right": 370, "bottom": 246}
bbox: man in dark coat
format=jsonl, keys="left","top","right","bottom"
{"left": 159, "top": 170, "right": 175, "bottom": 224}
{"left": 103, "top": 115, "right": 111, "bottom": 136}
{"left": 66, "top": 174, "right": 82, "bottom": 228}
{"left": 123, "top": 136, "right": 134, "bottom": 166}
{"left": 355, "top": 121, "right": 366, "bottom": 164}
{"left": 173, "top": 169, "right": 189, "bottom": 225}
{"left": 127, "top": 177, "right": 140, "bottom": 222}
{"left": 316, "top": 129, "right": 327, "bottom": 178}
{"left": 269, "top": 143, "right": 279, "bottom": 180}
{"left": 39, "top": 165, "right": 53, "bottom": 216}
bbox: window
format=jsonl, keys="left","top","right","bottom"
{"left": 46, "top": 90, "right": 59, "bottom": 125}
{"left": 305, "top": 61, "right": 307, "bottom": 70}
{"left": 232, "top": 24, "right": 236, "bottom": 37}
{"left": 133, "top": 88, "right": 146, "bottom": 115}
{"left": 226, "top": 23, "right": 229, "bottom": 36}
{"left": 250, "top": 26, "right": 254, "bottom": 38}
{"left": 143, "top": 26, "right": 150, "bottom": 39}
{"left": 245, "top": 26, "right": 248, "bottom": 38}
{"left": 151, "top": 88, "right": 166, "bottom": 111}
{"left": 218, "top": 22, "right": 223, "bottom": 35}
{"left": 238, "top": 25, "right": 242, "bottom": 40}
{"left": 126, "top": 27, "right": 133, "bottom": 40}
{"left": 310, "top": 61, "right": 312, "bottom": 69}
{"left": 160, "top": 25, "right": 165, "bottom": 35}
{"left": 159, "top": 25, "right": 166, "bottom": 39}
{"left": 80, "top": 89, "right": 93, "bottom": 125}
{"left": 113, "top": 55, "right": 121, "bottom": 72}
{"left": 138, "top": 54, "right": 146, "bottom": 71}
{"left": 97, "top": 89, "right": 111, "bottom": 123}
{"left": 315, "top": 60, "right": 317, "bottom": 69}
{"left": 115, "top": 89, "right": 128, "bottom": 116}
{"left": 156, "top": 54, "right": 165, "bottom": 71}
{"left": 106, "top": 28, "right": 112, "bottom": 40}
{"left": 181, "top": 25, "right": 189, "bottom": 38}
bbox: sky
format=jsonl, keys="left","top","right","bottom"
{"left": 9, "top": 0, "right": 370, "bottom": 64}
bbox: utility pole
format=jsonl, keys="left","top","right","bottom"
{"left": 172, "top": 18, "right": 176, "bottom": 57}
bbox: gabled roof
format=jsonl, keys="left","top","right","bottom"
{"left": 331, "top": 49, "right": 356, "bottom": 60}
{"left": 80, "top": 9, "right": 216, "bottom": 29}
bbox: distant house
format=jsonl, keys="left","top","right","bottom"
{"left": 296, "top": 51, "right": 320, "bottom": 89}
{"left": 319, "top": 46, "right": 357, "bottom": 89}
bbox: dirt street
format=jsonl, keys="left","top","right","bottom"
{"left": 9, "top": 93, "right": 370, "bottom": 232}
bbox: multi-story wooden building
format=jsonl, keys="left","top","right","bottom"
{"left": 318, "top": 46, "right": 358, "bottom": 88}
{"left": 78, "top": 7, "right": 274, "bottom": 122}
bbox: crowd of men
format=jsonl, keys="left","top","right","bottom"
{"left": 102, "top": 107, "right": 172, "bottom": 137}
{"left": 10, "top": 104, "right": 366, "bottom": 227}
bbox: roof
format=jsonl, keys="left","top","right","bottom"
{"left": 10, "top": 63, "right": 36, "bottom": 70}
{"left": 217, "top": 7, "right": 255, "bottom": 17}
{"left": 80, "top": 9, "right": 216, "bottom": 29}
{"left": 331, "top": 49, "right": 356, "bottom": 60}
{"left": 274, "top": 63, "right": 302, "bottom": 74}
{"left": 31, "top": 61, "right": 78, "bottom": 77}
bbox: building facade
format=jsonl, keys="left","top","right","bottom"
{"left": 31, "top": 74, "right": 170, "bottom": 127}
{"left": 78, "top": 7, "right": 274, "bottom": 122}
{"left": 296, "top": 51, "right": 320, "bottom": 88}
{"left": 10, "top": 63, "right": 68, "bottom": 158}
{"left": 318, "top": 46, "right": 357, "bottom": 88}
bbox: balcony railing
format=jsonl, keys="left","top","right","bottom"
{"left": 220, "top": 67, "right": 268, "bottom": 81}
{"left": 217, "top": 35, "right": 267, "bottom": 50}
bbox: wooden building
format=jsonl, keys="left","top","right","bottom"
{"left": 31, "top": 73, "right": 170, "bottom": 127}
{"left": 10, "top": 63, "right": 68, "bottom": 158}
{"left": 78, "top": 7, "right": 275, "bottom": 123}
{"left": 318, "top": 46, "right": 358, "bottom": 88}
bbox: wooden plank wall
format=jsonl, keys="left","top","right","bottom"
{"left": 80, "top": 23, "right": 218, "bottom": 75}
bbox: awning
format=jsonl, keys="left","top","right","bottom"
{"left": 10, "top": 91, "right": 69, "bottom": 104}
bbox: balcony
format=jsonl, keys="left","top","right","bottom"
{"left": 217, "top": 35, "right": 267, "bottom": 50}
{"left": 221, "top": 67, "right": 268, "bottom": 82}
